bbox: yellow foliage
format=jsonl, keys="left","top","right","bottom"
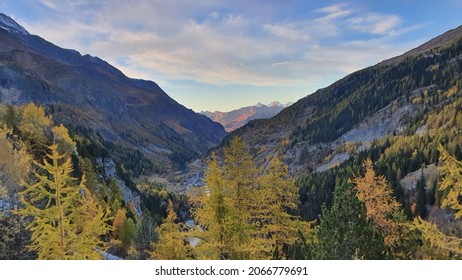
{"left": 192, "top": 137, "right": 311, "bottom": 259}
{"left": 18, "top": 103, "right": 52, "bottom": 151}
{"left": 151, "top": 200, "right": 189, "bottom": 260}
{"left": 412, "top": 217, "right": 462, "bottom": 259}
{"left": 438, "top": 145, "right": 462, "bottom": 218}
{"left": 0, "top": 126, "right": 31, "bottom": 196}
{"left": 353, "top": 158, "right": 401, "bottom": 246}
{"left": 17, "top": 144, "right": 110, "bottom": 259}
{"left": 51, "top": 124, "right": 76, "bottom": 155}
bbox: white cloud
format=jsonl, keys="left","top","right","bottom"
{"left": 263, "top": 23, "right": 310, "bottom": 41}
{"left": 315, "top": 3, "right": 352, "bottom": 22}
{"left": 17, "top": 1, "right": 420, "bottom": 91}
{"left": 347, "top": 13, "right": 403, "bottom": 35}
{"left": 39, "top": 0, "right": 58, "bottom": 10}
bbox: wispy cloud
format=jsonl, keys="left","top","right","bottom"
{"left": 11, "top": 1, "right": 423, "bottom": 100}
{"left": 315, "top": 3, "right": 352, "bottom": 22}
{"left": 347, "top": 13, "right": 403, "bottom": 35}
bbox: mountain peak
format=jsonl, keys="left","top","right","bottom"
{"left": 268, "top": 101, "right": 283, "bottom": 107}
{"left": 0, "top": 13, "right": 29, "bottom": 35}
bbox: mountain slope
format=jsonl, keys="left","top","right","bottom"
{"left": 201, "top": 102, "right": 288, "bottom": 132}
{"left": 227, "top": 24, "right": 462, "bottom": 174}
{"left": 0, "top": 14, "right": 226, "bottom": 171}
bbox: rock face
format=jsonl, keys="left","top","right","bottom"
{"left": 201, "top": 101, "right": 288, "bottom": 132}
{"left": 97, "top": 157, "right": 142, "bottom": 217}
{"left": 0, "top": 13, "right": 226, "bottom": 170}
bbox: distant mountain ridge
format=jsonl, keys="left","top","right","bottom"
{"left": 201, "top": 101, "right": 291, "bottom": 132}
{"left": 0, "top": 13, "right": 226, "bottom": 172}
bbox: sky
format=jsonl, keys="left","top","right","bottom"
{"left": 1, "top": 1, "right": 462, "bottom": 112}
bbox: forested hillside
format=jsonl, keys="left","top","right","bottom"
{"left": 227, "top": 25, "right": 462, "bottom": 174}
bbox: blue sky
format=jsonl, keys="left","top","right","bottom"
{"left": 1, "top": 1, "right": 461, "bottom": 112}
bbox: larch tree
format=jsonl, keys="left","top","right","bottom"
{"left": 151, "top": 200, "right": 189, "bottom": 260}
{"left": 193, "top": 137, "right": 311, "bottom": 260}
{"left": 18, "top": 103, "right": 52, "bottom": 155}
{"left": 17, "top": 144, "right": 110, "bottom": 259}
{"left": 438, "top": 145, "right": 462, "bottom": 218}
{"left": 254, "top": 157, "right": 310, "bottom": 259}
{"left": 411, "top": 146, "right": 462, "bottom": 259}
{"left": 193, "top": 137, "right": 258, "bottom": 259}
{"left": 192, "top": 152, "right": 235, "bottom": 259}
{"left": 222, "top": 136, "right": 258, "bottom": 259}
{"left": 0, "top": 126, "right": 31, "bottom": 197}
{"left": 353, "top": 158, "right": 401, "bottom": 247}
{"left": 51, "top": 124, "right": 76, "bottom": 155}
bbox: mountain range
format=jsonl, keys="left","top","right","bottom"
{"left": 227, "top": 24, "right": 462, "bottom": 175}
{"left": 0, "top": 13, "right": 226, "bottom": 172}
{"left": 200, "top": 101, "right": 291, "bottom": 132}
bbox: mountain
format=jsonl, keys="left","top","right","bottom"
{"left": 227, "top": 25, "right": 462, "bottom": 175}
{"left": 201, "top": 101, "right": 289, "bottom": 132}
{"left": 0, "top": 14, "right": 226, "bottom": 172}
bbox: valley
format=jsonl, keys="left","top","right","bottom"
{"left": 1, "top": 11, "right": 462, "bottom": 261}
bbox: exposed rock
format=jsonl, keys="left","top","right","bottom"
{"left": 98, "top": 157, "right": 142, "bottom": 217}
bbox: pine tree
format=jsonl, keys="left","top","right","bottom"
{"left": 4, "top": 104, "right": 19, "bottom": 131}
{"left": 133, "top": 214, "right": 158, "bottom": 258}
{"left": 151, "top": 200, "right": 189, "bottom": 260}
{"left": 415, "top": 169, "right": 427, "bottom": 218}
{"left": 315, "top": 184, "right": 385, "bottom": 259}
{"left": 17, "top": 144, "right": 110, "bottom": 259}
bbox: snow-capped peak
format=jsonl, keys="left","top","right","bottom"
{"left": 0, "top": 13, "right": 29, "bottom": 35}
{"left": 255, "top": 102, "right": 264, "bottom": 107}
{"left": 268, "top": 101, "right": 283, "bottom": 107}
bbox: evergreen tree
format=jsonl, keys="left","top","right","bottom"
{"left": 119, "top": 218, "right": 136, "bottom": 248}
{"left": 17, "top": 144, "right": 110, "bottom": 259}
{"left": 3, "top": 104, "right": 19, "bottom": 131}
{"left": 315, "top": 184, "right": 385, "bottom": 259}
{"left": 415, "top": 169, "right": 427, "bottom": 218}
{"left": 133, "top": 214, "right": 158, "bottom": 258}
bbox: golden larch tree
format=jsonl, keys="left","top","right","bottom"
{"left": 151, "top": 200, "right": 189, "bottom": 260}
{"left": 353, "top": 158, "right": 401, "bottom": 246}
{"left": 17, "top": 144, "right": 110, "bottom": 259}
